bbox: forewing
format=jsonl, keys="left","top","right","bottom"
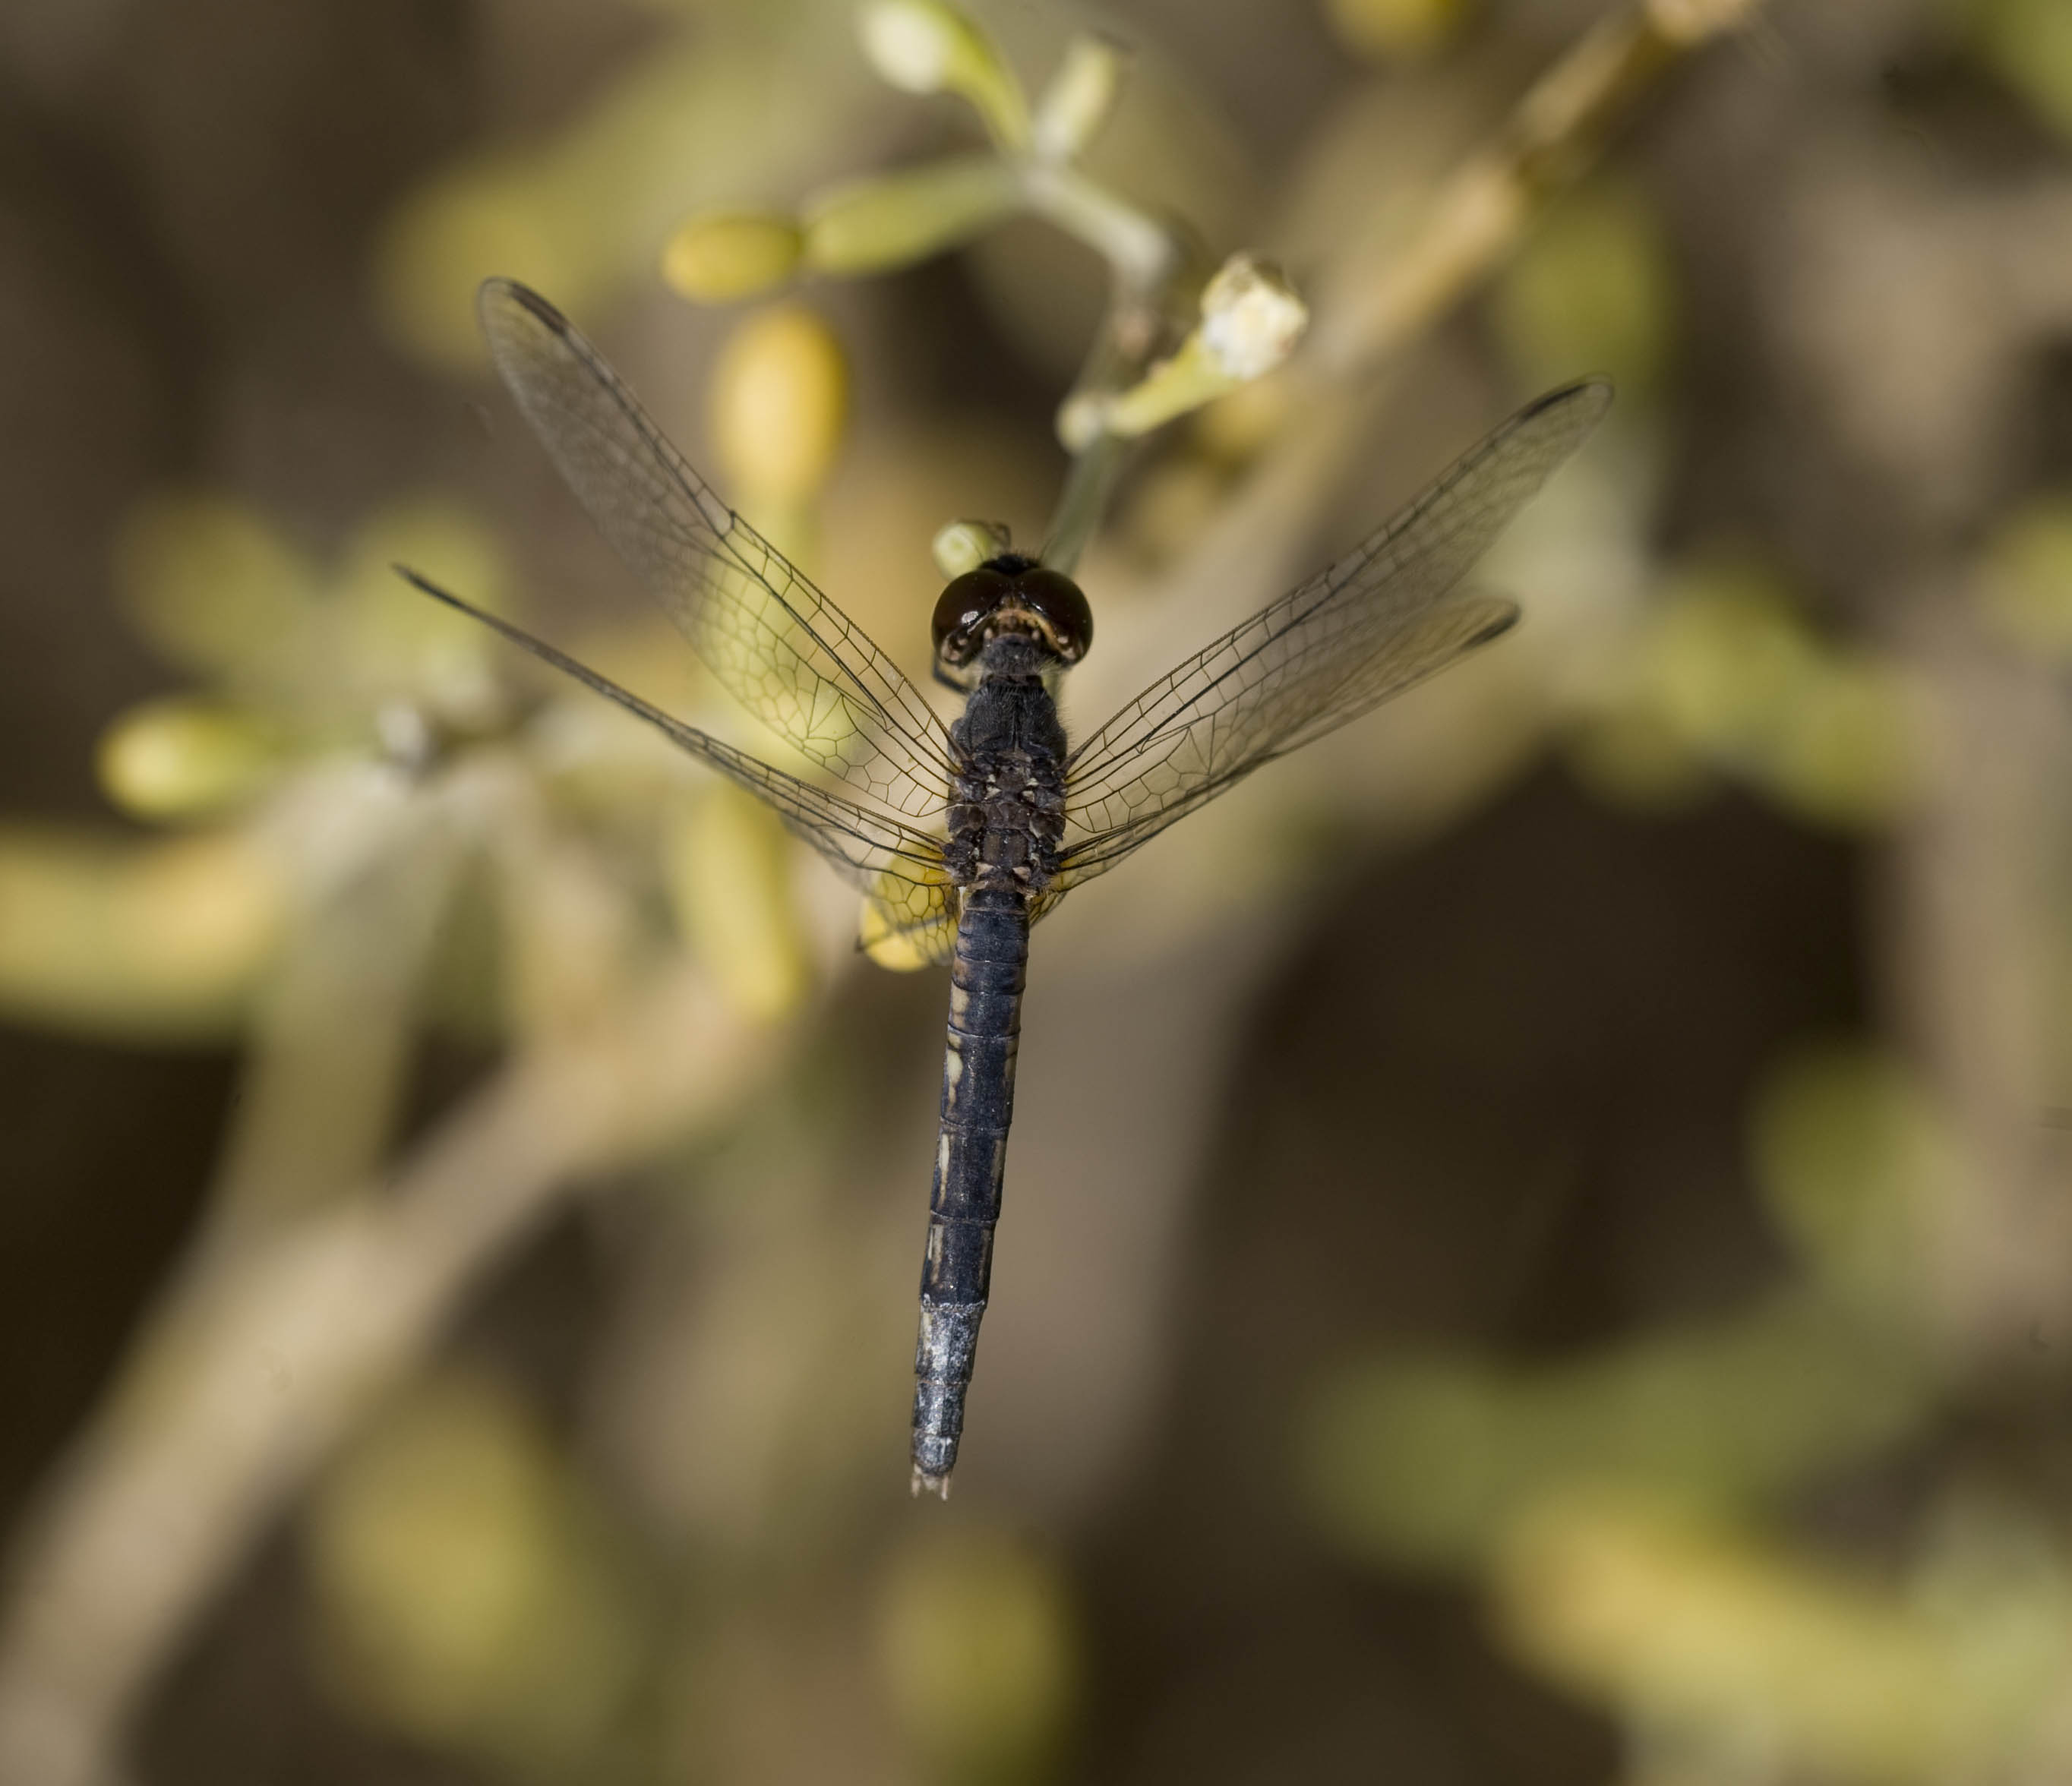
{"left": 1057, "top": 594, "right": 1518, "bottom": 884}
{"left": 478, "top": 279, "right": 955, "bottom": 822}
{"left": 401, "top": 571, "right": 957, "bottom": 959}
{"left": 1057, "top": 380, "right": 1609, "bottom": 886}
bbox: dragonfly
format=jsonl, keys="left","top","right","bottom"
{"left": 400, "top": 278, "right": 1610, "bottom": 1497}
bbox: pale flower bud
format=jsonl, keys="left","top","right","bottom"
{"left": 97, "top": 699, "right": 283, "bottom": 819}
{"left": 931, "top": 519, "right": 1012, "bottom": 578}
{"left": 1197, "top": 255, "right": 1308, "bottom": 380}
{"left": 709, "top": 306, "right": 851, "bottom": 506}
{"left": 661, "top": 211, "right": 804, "bottom": 305}
{"left": 1031, "top": 33, "right": 1129, "bottom": 163}
{"left": 857, "top": 0, "right": 1031, "bottom": 151}
{"left": 1088, "top": 256, "right": 1308, "bottom": 443}
{"left": 858, "top": 0, "right": 961, "bottom": 91}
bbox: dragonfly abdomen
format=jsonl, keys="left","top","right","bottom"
{"left": 911, "top": 884, "right": 1028, "bottom": 1496}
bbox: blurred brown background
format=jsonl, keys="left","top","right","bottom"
{"left": 3, "top": 1, "right": 2072, "bottom": 1783}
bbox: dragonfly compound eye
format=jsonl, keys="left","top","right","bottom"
{"left": 931, "top": 567, "right": 1016, "bottom": 666}
{"left": 1012, "top": 567, "right": 1093, "bottom": 663}
{"left": 932, "top": 560, "right": 1094, "bottom": 667}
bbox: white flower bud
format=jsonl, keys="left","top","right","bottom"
{"left": 859, "top": 0, "right": 959, "bottom": 92}
{"left": 1197, "top": 254, "right": 1308, "bottom": 380}
{"left": 1032, "top": 33, "right": 1129, "bottom": 163}
{"left": 857, "top": 0, "right": 1031, "bottom": 151}
{"left": 1093, "top": 257, "right": 1309, "bottom": 442}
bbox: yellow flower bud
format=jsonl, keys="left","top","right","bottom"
{"left": 709, "top": 305, "right": 850, "bottom": 508}
{"left": 0, "top": 826, "right": 281, "bottom": 1040}
{"left": 1322, "top": 0, "right": 1471, "bottom": 62}
{"left": 660, "top": 210, "right": 804, "bottom": 304}
{"left": 96, "top": 698, "right": 284, "bottom": 820}
{"left": 666, "top": 787, "right": 812, "bottom": 1020}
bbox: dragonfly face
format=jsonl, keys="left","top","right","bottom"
{"left": 399, "top": 277, "right": 1609, "bottom": 1497}
{"left": 930, "top": 554, "right": 1094, "bottom": 691}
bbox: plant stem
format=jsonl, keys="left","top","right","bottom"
{"left": 1022, "top": 168, "right": 1180, "bottom": 570}
{"left": 0, "top": 947, "right": 780, "bottom": 1786}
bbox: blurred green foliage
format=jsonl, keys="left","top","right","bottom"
{"left": 1973, "top": 0, "right": 2072, "bottom": 141}
{"left": 1977, "top": 495, "right": 2072, "bottom": 662}
{"left": 1492, "top": 178, "right": 1676, "bottom": 398}
{"left": 875, "top": 1529, "right": 1079, "bottom": 1784}
{"left": 1322, "top": 0, "right": 1473, "bottom": 63}
{"left": 1568, "top": 555, "right": 1919, "bottom": 828}
{"left": 1295, "top": 1023, "right": 2072, "bottom": 1782}
{"left": 1751, "top": 1043, "right": 1951, "bottom": 1318}
{"left": 108, "top": 494, "right": 510, "bottom": 780}
{"left": 308, "top": 1371, "right": 644, "bottom": 1774}
{"left": 0, "top": 828, "right": 281, "bottom": 1040}
{"left": 1493, "top": 1490, "right": 2072, "bottom": 1784}
{"left": 1301, "top": 1295, "right": 1933, "bottom": 1570}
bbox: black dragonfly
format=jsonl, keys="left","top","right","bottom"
{"left": 400, "top": 279, "right": 1609, "bottom": 1497}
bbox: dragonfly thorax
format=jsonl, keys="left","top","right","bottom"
{"left": 944, "top": 644, "right": 1069, "bottom": 896}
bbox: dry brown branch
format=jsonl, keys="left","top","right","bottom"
{"left": 0, "top": 962, "right": 779, "bottom": 1786}
{"left": 1884, "top": 596, "right": 2072, "bottom": 1362}
{"left": 1076, "top": 0, "right": 1762, "bottom": 724}
{"left": 1311, "top": 0, "right": 1762, "bottom": 377}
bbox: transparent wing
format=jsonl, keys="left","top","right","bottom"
{"left": 1056, "top": 380, "right": 1610, "bottom": 888}
{"left": 479, "top": 278, "right": 956, "bottom": 823}
{"left": 400, "top": 572, "right": 959, "bottom": 964}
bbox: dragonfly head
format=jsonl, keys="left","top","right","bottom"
{"left": 930, "top": 554, "right": 1093, "bottom": 686}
